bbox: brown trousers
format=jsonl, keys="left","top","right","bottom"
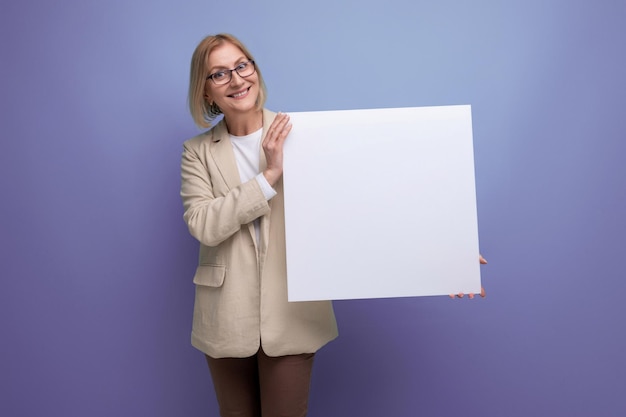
{"left": 206, "top": 347, "right": 315, "bottom": 417}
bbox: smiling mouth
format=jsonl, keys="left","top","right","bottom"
{"left": 229, "top": 87, "right": 250, "bottom": 99}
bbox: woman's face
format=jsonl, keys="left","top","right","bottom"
{"left": 204, "top": 42, "right": 260, "bottom": 119}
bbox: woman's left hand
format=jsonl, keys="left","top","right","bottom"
{"left": 450, "top": 254, "right": 488, "bottom": 299}
{"left": 262, "top": 112, "right": 292, "bottom": 187}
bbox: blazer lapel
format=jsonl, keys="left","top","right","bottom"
{"left": 257, "top": 109, "right": 278, "bottom": 266}
{"left": 259, "top": 109, "right": 275, "bottom": 173}
{"left": 208, "top": 120, "right": 262, "bottom": 253}
{"left": 209, "top": 120, "right": 242, "bottom": 189}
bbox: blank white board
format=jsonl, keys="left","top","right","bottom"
{"left": 283, "top": 105, "right": 481, "bottom": 301}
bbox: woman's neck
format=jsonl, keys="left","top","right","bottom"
{"left": 224, "top": 110, "right": 263, "bottom": 136}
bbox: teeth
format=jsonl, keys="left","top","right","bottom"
{"left": 232, "top": 89, "right": 248, "bottom": 98}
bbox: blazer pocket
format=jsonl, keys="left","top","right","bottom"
{"left": 193, "top": 264, "right": 226, "bottom": 287}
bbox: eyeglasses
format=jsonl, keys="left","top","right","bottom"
{"left": 206, "top": 60, "right": 256, "bottom": 85}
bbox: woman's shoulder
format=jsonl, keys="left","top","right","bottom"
{"left": 183, "top": 119, "right": 226, "bottom": 149}
{"left": 262, "top": 108, "right": 277, "bottom": 126}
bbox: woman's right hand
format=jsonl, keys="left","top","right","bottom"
{"left": 262, "top": 112, "right": 292, "bottom": 187}
{"left": 450, "top": 254, "right": 488, "bottom": 299}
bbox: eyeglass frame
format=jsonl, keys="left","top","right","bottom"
{"left": 206, "top": 60, "right": 256, "bottom": 85}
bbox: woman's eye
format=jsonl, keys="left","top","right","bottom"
{"left": 213, "top": 71, "right": 227, "bottom": 80}
{"left": 236, "top": 62, "right": 248, "bottom": 71}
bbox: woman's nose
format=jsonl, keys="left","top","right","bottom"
{"left": 230, "top": 71, "right": 245, "bottom": 86}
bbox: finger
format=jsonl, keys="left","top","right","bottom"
{"left": 456, "top": 293, "right": 464, "bottom": 298}
{"left": 271, "top": 123, "right": 292, "bottom": 151}
{"left": 274, "top": 116, "right": 292, "bottom": 137}
{"left": 264, "top": 127, "right": 291, "bottom": 155}
{"left": 480, "top": 287, "right": 486, "bottom": 297}
{"left": 264, "top": 115, "right": 291, "bottom": 147}
{"left": 278, "top": 122, "right": 292, "bottom": 141}
{"left": 468, "top": 293, "right": 475, "bottom": 299}
{"left": 271, "top": 113, "right": 290, "bottom": 133}
{"left": 479, "top": 254, "right": 488, "bottom": 264}
{"left": 264, "top": 113, "right": 288, "bottom": 139}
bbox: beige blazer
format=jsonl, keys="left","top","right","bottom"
{"left": 181, "top": 109, "right": 338, "bottom": 358}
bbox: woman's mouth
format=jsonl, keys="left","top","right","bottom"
{"left": 229, "top": 88, "right": 250, "bottom": 99}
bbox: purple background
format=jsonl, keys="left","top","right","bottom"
{"left": 1, "top": 1, "right": 624, "bottom": 416}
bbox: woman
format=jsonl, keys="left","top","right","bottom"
{"left": 181, "top": 33, "right": 338, "bottom": 417}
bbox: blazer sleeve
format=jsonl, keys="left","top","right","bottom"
{"left": 180, "top": 141, "right": 270, "bottom": 247}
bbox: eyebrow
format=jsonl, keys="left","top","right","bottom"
{"left": 208, "top": 57, "right": 248, "bottom": 74}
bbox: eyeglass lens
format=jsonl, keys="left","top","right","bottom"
{"left": 210, "top": 61, "right": 255, "bottom": 85}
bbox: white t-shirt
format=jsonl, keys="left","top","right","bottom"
{"left": 229, "top": 128, "right": 277, "bottom": 244}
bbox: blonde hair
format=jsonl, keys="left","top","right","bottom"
{"left": 188, "top": 33, "right": 267, "bottom": 129}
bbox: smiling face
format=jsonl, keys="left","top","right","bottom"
{"left": 204, "top": 41, "right": 260, "bottom": 121}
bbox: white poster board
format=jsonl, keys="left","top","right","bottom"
{"left": 283, "top": 105, "right": 481, "bottom": 301}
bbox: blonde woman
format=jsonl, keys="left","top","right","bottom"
{"left": 181, "top": 33, "right": 338, "bottom": 417}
